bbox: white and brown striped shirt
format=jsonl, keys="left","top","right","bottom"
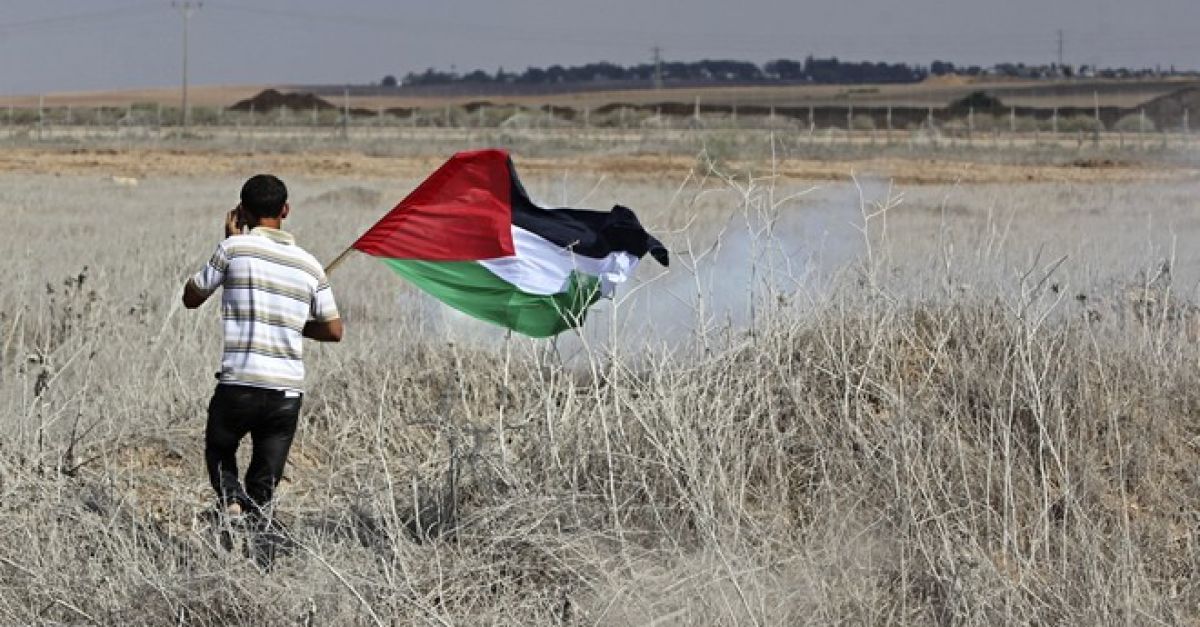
{"left": 191, "top": 226, "right": 339, "bottom": 392}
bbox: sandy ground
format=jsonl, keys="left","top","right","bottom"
{"left": 347, "top": 77, "right": 1195, "bottom": 110}
{"left": 0, "top": 76, "right": 1194, "bottom": 110}
{"left": 0, "top": 146, "right": 1195, "bottom": 186}
{"left": 0, "top": 85, "right": 266, "bottom": 109}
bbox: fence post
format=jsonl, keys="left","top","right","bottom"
{"left": 342, "top": 88, "right": 350, "bottom": 139}
{"left": 1009, "top": 107, "right": 1016, "bottom": 147}
{"left": 846, "top": 104, "right": 854, "bottom": 146}
{"left": 1092, "top": 91, "right": 1101, "bottom": 146}
{"left": 312, "top": 104, "right": 318, "bottom": 126}
{"left": 808, "top": 105, "right": 814, "bottom": 134}
{"left": 1052, "top": 107, "right": 1058, "bottom": 135}
{"left": 1184, "top": 108, "right": 1190, "bottom": 150}
{"left": 38, "top": 95, "right": 44, "bottom": 140}
{"left": 927, "top": 106, "right": 934, "bottom": 147}
{"left": 1139, "top": 107, "right": 1147, "bottom": 150}
{"left": 583, "top": 106, "right": 590, "bottom": 129}
{"left": 968, "top": 106, "right": 974, "bottom": 140}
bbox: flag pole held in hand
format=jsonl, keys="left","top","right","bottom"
{"left": 324, "top": 247, "right": 355, "bottom": 275}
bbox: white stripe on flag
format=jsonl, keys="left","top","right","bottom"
{"left": 479, "top": 226, "right": 639, "bottom": 296}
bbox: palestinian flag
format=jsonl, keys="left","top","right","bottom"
{"left": 351, "top": 149, "right": 669, "bottom": 337}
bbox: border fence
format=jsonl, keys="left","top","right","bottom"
{"left": 0, "top": 99, "right": 1194, "bottom": 156}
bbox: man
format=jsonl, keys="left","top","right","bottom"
{"left": 183, "top": 174, "right": 343, "bottom": 522}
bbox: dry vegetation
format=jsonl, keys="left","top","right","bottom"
{"left": 1, "top": 143, "right": 1199, "bottom": 625}
{"left": 0, "top": 142, "right": 1194, "bottom": 187}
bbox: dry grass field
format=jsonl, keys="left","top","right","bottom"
{"left": 2, "top": 136, "right": 1200, "bottom": 624}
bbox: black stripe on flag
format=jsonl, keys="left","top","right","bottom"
{"left": 507, "top": 157, "right": 669, "bottom": 267}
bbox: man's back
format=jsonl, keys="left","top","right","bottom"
{"left": 192, "top": 226, "right": 338, "bottom": 392}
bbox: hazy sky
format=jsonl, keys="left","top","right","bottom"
{"left": 2, "top": 0, "right": 1198, "bottom": 94}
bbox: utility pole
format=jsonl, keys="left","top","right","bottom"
{"left": 652, "top": 45, "right": 663, "bottom": 90}
{"left": 1057, "top": 29, "right": 1064, "bottom": 71}
{"left": 173, "top": 2, "right": 201, "bottom": 129}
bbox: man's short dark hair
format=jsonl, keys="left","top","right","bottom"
{"left": 240, "top": 174, "right": 288, "bottom": 218}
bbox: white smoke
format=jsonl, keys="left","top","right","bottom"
{"left": 411, "top": 173, "right": 893, "bottom": 363}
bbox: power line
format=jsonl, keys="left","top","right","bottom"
{"left": 0, "top": 3, "right": 163, "bottom": 36}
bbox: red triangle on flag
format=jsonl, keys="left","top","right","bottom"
{"left": 352, "top": 149, "right": 516, "bottom": 261}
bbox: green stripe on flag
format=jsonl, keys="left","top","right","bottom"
{"left": 381, "top": 258, "right": 602, "bottom": 337}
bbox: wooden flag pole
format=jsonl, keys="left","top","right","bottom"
{"left": 324, "top": 246, "right": 355, "bottom": 275}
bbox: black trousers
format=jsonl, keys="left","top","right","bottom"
{"left": 205, "top": 383, "right": 302, "bottom": 513}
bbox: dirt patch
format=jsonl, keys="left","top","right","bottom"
{"left": 117, "top": 436, "right": 189, "bottom": 472}
{"left": 303, "top": 185, "right": 386, "bottom": 208}
{"left": 1141, "top": 87, "right": 1200, "bottom": 124}
{"left": 0, "top": 146, "right": 1192, "bottom": 186}
{"left": 229, "top": 89, "right": 337, "bottom": 113}
{"left": 950, "top": 91, "right": 1004, "bottom": 112}
{"left": 923, "top": 74, "right": 974, "bottom": 87}
{"left": 1071, "top": 158, "right": 1123, "bottom": 169}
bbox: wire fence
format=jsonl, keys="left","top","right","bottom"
{"left": 0, "top": 103, "right": 1194, "bottom": 157}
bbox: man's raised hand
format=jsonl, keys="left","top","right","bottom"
{"left": 224, "top": 206, "right": 245, "bottom": 238}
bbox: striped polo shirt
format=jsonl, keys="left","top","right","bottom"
{"left": 191, "top": 226, "right": 339, "bottom": 392}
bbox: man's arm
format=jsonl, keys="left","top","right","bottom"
{"left": 303, "top": 318, "right": 343, "bottom": 342}
{"left": 307, "top": 270, "right": 342, "bottom": 342}
{"left": 182, "top": 279, "right": 210, "bottom": 309}
{"left": 185, "top": 234, "right": 230, "bottom": 310}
